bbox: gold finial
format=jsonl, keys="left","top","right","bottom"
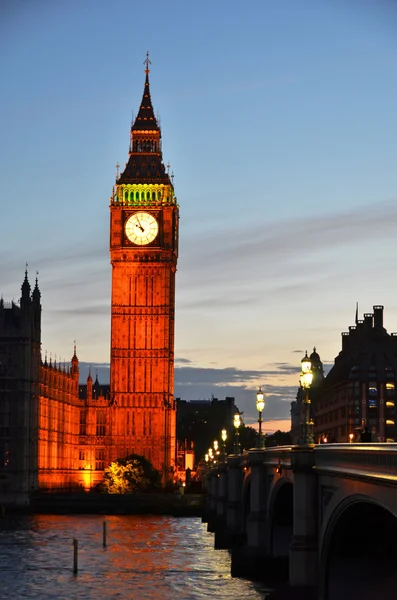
{"left": 116, "top": 162, "right": 120, "bottom": 180}
{"left": 144, "top": 51, "right": 151, "bottom": 74}
{"left": 166, "top": 162, "right": 170, "bottom": 174}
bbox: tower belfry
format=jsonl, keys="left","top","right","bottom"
{"left": 109, "top": 57, "right": 179, "bottom": 480}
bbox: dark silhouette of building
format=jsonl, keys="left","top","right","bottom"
{"left": 0, "top": 270, "right": 41, "bottom": 504}
{"left": 314, "top": 305, "right": 397, "bottom": 442}
{"left": 176, "top": 396, "right": 238, "bottom": 464}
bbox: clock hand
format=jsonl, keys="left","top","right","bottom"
{"left": 135, "top": 216, "right": 144, "bottom": 232}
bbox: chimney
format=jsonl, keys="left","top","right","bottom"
{"left": 363, "top": 313, "right": 373, "bottom": 331}
{"left": 341, "top": 332, "right": 349, "bottom": 352}
{"left": 373, "top": 305, "right": 384, "bottom": 329}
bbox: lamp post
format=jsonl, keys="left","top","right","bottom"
{"left": 349, "top": 432, "right": 354, "bottom": 443}
{"left": 213, "top": 440, "right": 219, "bottom": 464}
{"left": 233, "top": 413, "right": 241, "bottom": 454}
{"left": 256, "top": 387, "right": 265, "bottom": 448}
{"left": 208, "top": 447, "right": 214, "bottom": 465}
{"left": 221, "top": 428, "right": 227, "bottom": 462}
{"left": 300, "top": 351, "right": 314, "bottom": 444}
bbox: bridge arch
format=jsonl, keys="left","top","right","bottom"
{"left": 268, "top": 478, "right": 293, "bottom": 558}
{"left": 320, "top": 494, "right": 397, "bottom": 600}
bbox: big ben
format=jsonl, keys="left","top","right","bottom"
{"left": 109, "top": 55, "right": 178, "bottom": 481}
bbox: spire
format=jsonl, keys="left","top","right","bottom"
{"left": 32, "top": 272, "right": 41, "bottom": 303}
{"left": 71, "top": 341, "right": 79, "bottom": 381}
{"left": 117, "top": 54, "right": 171, "bottom": 187}
{"left": 21, "top": 264, "right": 31, "bottom": 309}
{"left": 355, "top": 302, "right": 359, "bottom": 325}
{"left": 131, "top": 52, "right": 159, "bottom": 132}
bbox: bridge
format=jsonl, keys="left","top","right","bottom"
{"left": 203, "top": 444, "right": 397, "bottom": 600}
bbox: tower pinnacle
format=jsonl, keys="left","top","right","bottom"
{"left": 144, "top": 51, "right": 151, "bottom": 75}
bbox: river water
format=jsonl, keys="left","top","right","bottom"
{"left": 0, "top": 514, "right": 271, "bottom": 599}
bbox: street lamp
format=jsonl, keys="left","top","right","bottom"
{"left": 233, "top": 413, "right": 241, "bottom": 454}
{"left": 256, "top": 387, "right": 265, "bottom": 448}
{"left": 349, "top": 432, "right": 354, "bottom": 443}
{"left": 221, "top": 428, "right": 227, "bottom": 462}
{"left": 300, "top": 351, "right": 314, "bottom": 444}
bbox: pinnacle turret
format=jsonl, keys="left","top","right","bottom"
{"left": 20, "top": 266, "right": 31, "bottom": 310}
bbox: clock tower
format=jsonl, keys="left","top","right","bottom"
{"left": 109, "top": 57, "right": 178, "bottom": 481}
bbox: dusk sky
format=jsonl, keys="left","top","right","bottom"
{"left": 1, "top": 0, "right": 397, "bottom": 431}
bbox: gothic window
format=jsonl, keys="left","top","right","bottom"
{"left": 146, "top": 191, "right": 150, "bottom": 201}
{"left": 95, "top": 449, "right": 105, "bottom": 471}
{"left": 129, "top": 191, "right": 134, "bottom": 203}
{"left": 136, "top": 191, "right": 140, "bottom": 201}
{"left": 96, "top": 411, "right": 106, "bottom": 436}
{"left": 152, "top": 192, "right": 156, "bottom": 201}
{"left": 79, "top": 410, "right": 87, "bottom": 436}
{"left": 124, "top": 190, "right": 128, "bottom": 202}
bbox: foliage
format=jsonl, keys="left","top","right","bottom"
{"left": 265, "top": 430, "right": 292, "bottom": 447}
{"left": 102, "top": 453, "right": 161, "bottom": 494}
{"left": 239, "top": 425, "right": 259, "bottom": 451}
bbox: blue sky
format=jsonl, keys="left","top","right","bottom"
{"left": 1, "top": 0, "right": 397, "bottom": 430}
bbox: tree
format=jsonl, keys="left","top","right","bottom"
{"left": 102, "top": 454, "right": 161, "bottom": 494}
{"left": 265, "top": 430, "right": 292, "bottom": 447}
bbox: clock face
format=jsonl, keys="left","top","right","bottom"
{"left": 125, "top": 212, "right": 159, "bottom": 245}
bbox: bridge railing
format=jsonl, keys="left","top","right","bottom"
{"left": 244, "top": 445, "right": 293, "bottom": 470}
{"left": 314, "top": 443, "right": 397, "bottom": 478}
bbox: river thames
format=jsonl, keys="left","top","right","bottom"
{"left": 0, "top": 514, "right": 271, "bottom": 599}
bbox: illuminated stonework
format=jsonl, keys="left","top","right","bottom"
{"left": 109, "top": 62, "right": 178, "bottom": 480}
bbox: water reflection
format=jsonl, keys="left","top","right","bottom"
{"left": 0, "top": 515, "right": 270, "bottom": 599}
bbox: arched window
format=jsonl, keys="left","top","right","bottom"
{"left": 147, "top": 191, "right": 150, "bottom": 201}
{"left": 136, "top": 191, "right": 140, "bottom": 201}
{"left": 129, "top": 191, "right": 134, "bottom": 203}
{"left": 124, "top": 190, "right": 128, "bottom": 202}
{"left": 152, "top": 191, "right": 156, "bottom": 201}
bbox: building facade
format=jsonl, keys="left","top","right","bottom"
{"left": 0, "top": 61, "right": 179, "bottom": 503}
{"left": 314, "top": 305, "right": 397, "bottom": 443}
{"left": 109, "top": 59, "right": 178, "bottom": 479}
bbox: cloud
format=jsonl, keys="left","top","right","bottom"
{"left": 76, "top": 361, "right": 297, "bottom": 425}
{"left": 178, "top": 197, "right": 397, "bottom": 297}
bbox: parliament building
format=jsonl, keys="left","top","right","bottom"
{"left": 0, "top": 60, "right": 178, "bottom": 505}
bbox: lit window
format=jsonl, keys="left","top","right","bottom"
{"left": 386, "top": 401, "right": 395, "bottom": 407}
{"left": 368, "top": 383, "right": 377, "bottom": 396}
{"left": 386, "top": 420, "right": 395, "bottom": 425}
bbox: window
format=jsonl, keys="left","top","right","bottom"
{"left": 95, "top": 449, "right": 105, "bottom": 471}
{"left": 79, "top": 410, "right": 87, "bottom": 436}
{"left": 368, "top": 382, "right": 377, "bottom": 396}
{"left": 386, "top": 383, "right": 395, "bottom": 396}
{"left": 96, "top": 412, "right": 106, "bottom": 436}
